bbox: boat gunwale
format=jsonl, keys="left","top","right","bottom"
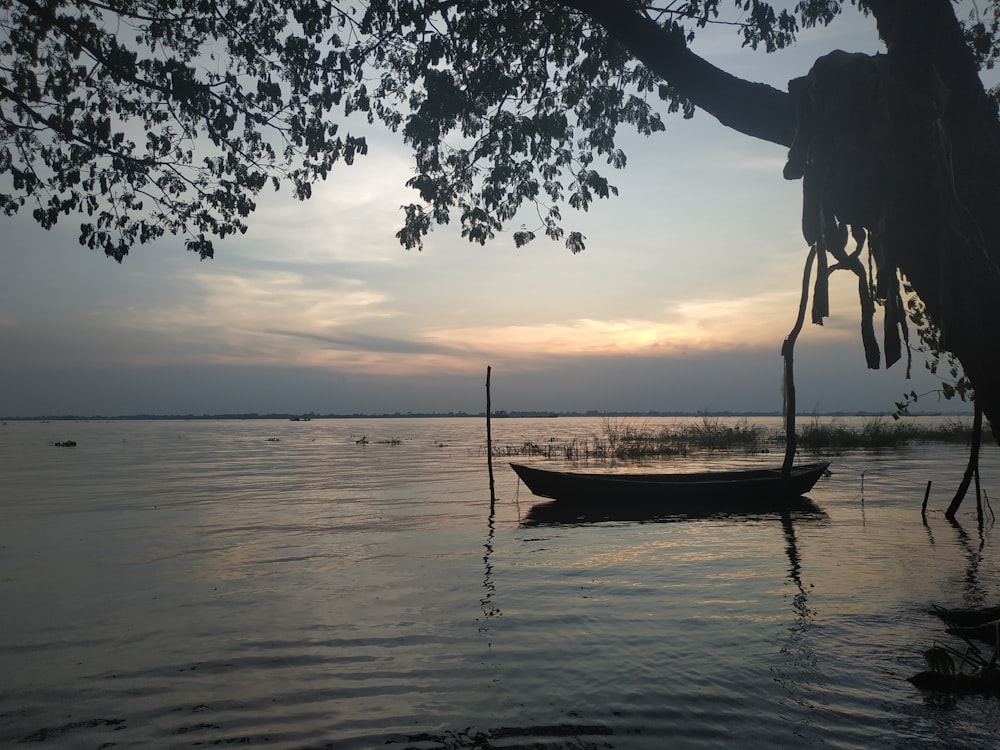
{"left": 509, "top": 461, "right": 830, "bottom": 485}
{"left": 509, "top": 460, "right": 830, "bottom": 504}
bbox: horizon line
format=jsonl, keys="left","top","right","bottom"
{"left": 0, "top": 408, "right": 975, "bottom": 422}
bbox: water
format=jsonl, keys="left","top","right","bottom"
{"left": 2, "top": 416, "right": 1000, "bottom": 749}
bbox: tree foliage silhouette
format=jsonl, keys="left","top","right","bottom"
{"left": 5, "top": 0, "right": 1000, "bottom": 449}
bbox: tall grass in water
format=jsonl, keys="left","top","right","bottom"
{"left": 798, "top": 417, "right": 914, "bottom": 450}
{"left": 680, "top": 416, "right": 764, "bottom": 452}
{"left": 492, "top": 416, "right": 982, "bottom": 461}
{"left": 797, "top": 417, "right": 977, "bottom": 450}
{"left": 918, "top": 418, "right": 981, "bottom": 443}
{"left": 508, "top": 417, "right": 768, "bottom": 461}
{"left": 597, "top": 417, "right": 683, "bottom": 459}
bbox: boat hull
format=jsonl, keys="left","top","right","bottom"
{"left": 510, "top": 461, "right": 829, "bottom": 509}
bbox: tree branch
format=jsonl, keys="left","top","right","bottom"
{"left": 557, "top": 0, "right": 795, "bottom": 147}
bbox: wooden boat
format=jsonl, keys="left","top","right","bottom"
{"left": 510, "top": 461, "right": 829, "bottom": 508}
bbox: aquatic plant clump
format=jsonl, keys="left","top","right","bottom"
{"left": 797, "top": 417, "right": 917, "bottom": 450}
{"left": 491, "top": 417, "right": 984, "bottom": 462}
{"left": 492, "top": 417, "right": 768, "bottom": 461}
{"left": 797, "top": 417, "right": 983, "bottom": 451}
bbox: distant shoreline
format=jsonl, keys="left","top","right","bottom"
{"left": 0, "top": 409, "right": 975, "bottom": 422}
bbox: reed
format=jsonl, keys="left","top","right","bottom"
{"left": 798, "top": 417, "right": 913, "bottom": 450}
{"left": 490, "top": 415, "right": 982, "bottom": 461}
{"left": 679, "top": 415, "right": 764, "bottom": 452}
{"left": 797, "top": 417, "right": 978, "bottom": 450}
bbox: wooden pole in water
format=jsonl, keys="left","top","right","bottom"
{"left": 486, "top": 365, "right": 496, "bottom": 506}
{"left": 922, "top": 480, "right": 932, "bottom": 518}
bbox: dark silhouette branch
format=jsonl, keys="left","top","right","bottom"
{"left": 781, "top": 245, "right": 817, "bottom": 479}
{"left": 558, "top": 0, "right": 795, "bottom": 146}
{"left": 945, "top": 403, "right": 984, "bottom": 520}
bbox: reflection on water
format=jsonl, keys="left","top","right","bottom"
{"left": 948, "top": 516, "right": 991, "bottom": 610}
{"left": 523, "top": 496, "right": 828, "bottom": 525}
{"left": 2, "top": 417, "right": 1000, "bottom": 748}
{"left": 479, "top": 499, "right": 501, "bottom": 636}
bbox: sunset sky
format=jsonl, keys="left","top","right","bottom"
{"left": 0, "top": 7, "right": 963, "bottom": 418}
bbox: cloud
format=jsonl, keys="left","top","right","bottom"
{"left": 420, "top": 283, "right": 867, "bottom": 363}
{"left": 232, "top": 140, "right": 422, "bottom": 266}
{"left": 1, "top": 333, "right": 941, "bottom": 419}
{"left": 0, "top": 8, "right": 934, "bottom": 421}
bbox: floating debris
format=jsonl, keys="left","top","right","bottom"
{"left": 932, "top": 604, "right": 1000, "bottom": 629}
{"left": 910, "top": 606, "right": 1000, "bottom": 694}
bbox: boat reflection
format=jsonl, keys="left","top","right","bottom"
{"left": 522, "top": 495, "right": 827, "bottom": 525}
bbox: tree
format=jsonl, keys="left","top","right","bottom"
{"left": 1, "top": 0, "right": 371, "bottom": 259}
{"left": 4, "top": 1, "right": 1000, "bottom": 445}
{"left": 894, "top": 287, "right": 983, "bottom": 520}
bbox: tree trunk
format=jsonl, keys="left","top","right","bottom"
{"left": 565, "top": 0, "right": 1000, "bottom": 444}
{"left": 865, "top": 0, "right": 1000, "bottom": 444}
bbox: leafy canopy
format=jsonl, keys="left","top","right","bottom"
{"left": 2, "top": 0, "right": 369, "bottom": 260}
{"left": 2, "top": 0, "right": 998, "bottom": 261}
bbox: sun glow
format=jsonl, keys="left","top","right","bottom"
{"left": 420, "top": 288, "right": 857, "bottom": 362}
{"left": 79, "top": 264, "right": 872, "bottom": 378}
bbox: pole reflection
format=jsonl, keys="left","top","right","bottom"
{"left": 478, "top": 497, "right": 501, "bottom": 647}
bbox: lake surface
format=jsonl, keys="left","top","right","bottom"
{"left": 2, "top": 416, "right": 1000, "bottom": 749}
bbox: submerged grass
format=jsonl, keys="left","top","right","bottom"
{"left": 494, "top": 416, "right": 983, "bottom": 461}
